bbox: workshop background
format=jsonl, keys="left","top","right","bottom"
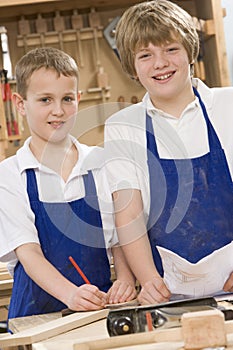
{"left": 0, "top": 0, "right": 232, "bottom": 162}
{"left": 0, "top": 0, "right": 233, "bottom": 340}
{"left": 222, "top": 0, "right": 233, "bottom": 84}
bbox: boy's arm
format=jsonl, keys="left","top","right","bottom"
{"left": 112, "top": 188, "right": 171, "bottom": 304}
{"left": 15, "top": 243, "right": 107, "bottom": 311}
{"left": 107, "top": 244, "right": 137, "bottom": 304}
{"left": 223, "top": 272, "right": 233, "bottom": 292}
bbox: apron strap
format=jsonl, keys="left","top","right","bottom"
{"left": 83, "top": 170, "right": 97, "bottom": 196}
{"left": 26, "top": 169, "right": 97, "bottom": 201}
{"left": 146, "top": 114, "right": 159, "bottom": 157}
{"left": 146, "top": 87, "right": 223, "bottom": 157}
{"left": 193, "top": 87, "right": 222, "bottom": 150}
{"left": 26, "top": 169, "right": 39, "bottom": 202}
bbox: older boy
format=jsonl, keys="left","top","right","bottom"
{"left": 104, "top": 0, "right": 233, "bottom": 304}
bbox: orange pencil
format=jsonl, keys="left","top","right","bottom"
{"left": 69, "top": 256, "right": 91, "bottom": 284}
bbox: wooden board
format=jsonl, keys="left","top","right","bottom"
{"left": 0, "top": 271, "right": 12, "bottom": 281}
{"left": 0, "top": 309, "right": 109, "bottom": 347}
{"left": 73, "top": 327, "right": 183, "bottom": 350}
{"left": 74, "top": 320, "right": 233, "bottom": 350}
{"left": 182, "top": 309, "right": 226, "bottom": 349}
{"left": 0, "top": 279, "right": 13, "bottom": 291}
{"left": 0, "top": 297, "right": 10, "bottom": 308}
{"left": 6, "top": 310, "right": 233, "bottom": 350}
{"left": 32, "top": 318, "right": 109, "bottom": 350}
{"left": 0, "top": 306, "right": 8, "bottom": 321}
{"left": 9, "top": 312, "right": 60, "bottom": 333}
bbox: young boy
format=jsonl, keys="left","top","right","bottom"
{"left": 0, "top": 47, "right": 136, "bottom": 319}
{"left": 104, "top": 0, "right": 233, "bottom": 304}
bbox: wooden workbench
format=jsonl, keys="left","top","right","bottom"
{"left": 3, "top": 303, "right": 233, "bottom": 350}
{"left": 7, "top": 312, "right": 183, "bottom": 350}
{"left": 6, "top": 311, "right": 110, "bottom": 350}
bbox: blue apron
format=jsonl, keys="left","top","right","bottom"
{"left": 8, "top": 169, "right": 112, "bottom": 319}
{"left": 146, "top": 88, "right": 233, "bottom": 276}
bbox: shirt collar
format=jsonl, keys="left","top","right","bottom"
{"left": 142, "top": 78, "right": 213, "bottom": 119}
{"left": 17, "top": 136, "right": 104, "bottom": 176}
{"left": 17, "top": 137, "right": 40, "bottom": 174}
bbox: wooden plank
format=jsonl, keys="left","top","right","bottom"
{"left": 182, "top": 309, "right": 226, "bottom": 349}
{"left": 0, "top": 306, "right": 8, "bottom": 321}
{"left": 0, "top": 289, "right": 12, "bottom": 298}
{"left": 195, "top": 0, "right": 230, "bottom": 87}
{"left": 0, "top": 296, "right": 10, "bottom": 307}
{"left": 209, "top": 0, "right": 230, "bottom": 86}
{"left": 0, "top": 272, "right": 12, "bottom": 281}
{"left": 0, "top": 309, "right": 109, "bottom": 347}
{"left": 0, "top": 279, "right": 13, "bottom": 291}
{"left": 74, "top": 341, "right": 233, "bottom": 350}
{"left": 74, "top": 320, "right": 233, "bottom": 350}
{"left": 0, "top": 0, "right": 145, "bottom": 9}
{"left": 9, "top": 312, "right": 60, "bottom": 333}
{"left": 74, "top": 328, "right": 183, "bottom": 350}
{"left": 0, "top": 0, "right": 65, "bottom": 6}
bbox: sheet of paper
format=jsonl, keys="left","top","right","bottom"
{"left": 157, "top": 241, "right": 233, "bottom": 297}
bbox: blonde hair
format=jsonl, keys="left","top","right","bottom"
{"left": 15, "top": 47, "right": 79, "bottom": 99}
{"left": 115, "top": 0, "right": 199, "bottom": 79}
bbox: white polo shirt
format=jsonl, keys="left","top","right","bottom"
{"left": 104, "top": 78, "right": 233, "bottom": 221}
{"left": 0, "top": 136, "right": 117, "bottom": 275}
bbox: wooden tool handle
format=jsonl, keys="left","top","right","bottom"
{"left": 53, "top": 11, "right": 65, "bottom": 31}
{"left": 88, "top": 8, "right": 101, "bottom": 28}
{"left": 18, "top": 16, "right": 30, "bottom": 35}
{"left": 35, "top": 14, "right": 47, "bottom": 33}
{"left": 71, "top": 10, "right": 83, "bottom": 30}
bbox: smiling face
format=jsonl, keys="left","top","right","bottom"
{"left": 115, "top": 0, "right": 199, "bottom": 115}
{"left": 14, "top": 67, "right": 79, "bottom": 149}
{"left": 134, "top": 40, "right": 194, "bottom": 111}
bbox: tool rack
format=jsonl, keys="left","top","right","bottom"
{"left": 0, "top": 0, "right": 231, "bottom": 159}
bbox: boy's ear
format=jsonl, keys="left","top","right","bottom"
{"left": 12, "top": 93, "right": 26, "bottom": 116}
{"left": 77, "top": 91, "right": 81, "bottom": 102}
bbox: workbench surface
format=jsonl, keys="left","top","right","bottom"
{"left": 11, "top": 314, "right": 185, "bottom": 350}
{"left": 6, "top": 308, "right": 233, "bottom": 350}
{"left": 9, "top": 313, "right": 110, "bottom": 350}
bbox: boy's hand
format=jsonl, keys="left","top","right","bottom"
{"left": 137, "top": 276, "right": 171, "bottom": 305}
{"left": 67, "top": 284, "right": 107, "bottom": 311}
{"left": 223, "top": 271, "right": 233, "bottom": 292}
{"left": 107, "top": 280, "right": 137, "bottom": 304}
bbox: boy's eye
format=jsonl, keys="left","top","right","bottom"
{"left": 141, "top": 53, "right": 150, "bottom": 58}
{"left": 166, "top": 45, "right": 180, "bottom": 52}
{"left": 64, "top": 96, "right": 74, "bottom": 102}
{"left": 137, "top": 52, "right": 151, "bottom": 59}
{"left": 40, "top": 97, "right": 50, "bottom": 103}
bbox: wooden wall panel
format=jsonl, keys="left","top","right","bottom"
{"left": 0, "top": 0, "right": 230, "bottom": 156}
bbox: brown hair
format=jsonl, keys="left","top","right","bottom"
{"left": 115, "top": 0, "right": 199, "bottom": 79}
{"left": 15, "top": 47, "right": 79, "bottom": 98}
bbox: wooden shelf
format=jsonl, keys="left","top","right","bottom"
{"left": 0, "top": 0, "right": 230, "bottom": 157}
{"left": 0, "top": 0, "right": 64, "bottom": 6}
{"left": 0, "top": 0, "right": 229, "bottom": 86}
